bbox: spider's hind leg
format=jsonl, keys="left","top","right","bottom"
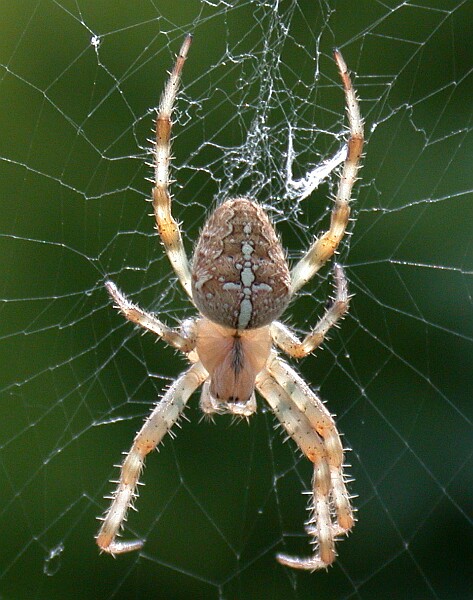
{"left": 153, "top": 34, "right": 194, "bottom": 300}
{"left": 290, "top": 49, "right": 363, "bottom": 296}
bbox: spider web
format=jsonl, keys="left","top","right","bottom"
{"left": 1, "top": 1, "right": 472, "bottom": 599}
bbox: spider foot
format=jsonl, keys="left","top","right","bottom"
{"left": 276, "top": 551, "right": 332, "bottom": 571}
{"left": 97, "top": 537, "right": 144, "bottom": 555}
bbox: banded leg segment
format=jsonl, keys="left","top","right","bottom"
{"left": 271, "top": 264, "right": 349, "bottom": 359}
{"left": 291, "top": 49, "right": 364, "bottom": 294}
{"left": 266, "top": 352, "right": 353, "bottom": 534}
{"left": 96, "top": 361, "right": 208, "bottom": 554}
{"left": 105, "top": 280, "right": 196, "bottom": 353}
{"left": 256, "top": 368, "right": 337, "bottom": 570}
{"left": 153, "top": 34, "right": 193, "bottom": 299}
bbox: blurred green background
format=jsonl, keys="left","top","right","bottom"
{"left": 1, "top": 1, "right": 472, "bottom": 599}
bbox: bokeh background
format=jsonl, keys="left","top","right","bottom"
{"left": 1, "top": 1, "right": 472, "bottom": 599}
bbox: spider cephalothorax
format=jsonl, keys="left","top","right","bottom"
{"left": 97, "top": 34, "right": 363, "bottom": 571}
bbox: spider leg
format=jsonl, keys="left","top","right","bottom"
{"left": 153, "top": 34, "right": 193, "bottom": 300}
{"left": 290, "top": 49, "right": 363, "bottom": 295}
{"left": 96, "top": 361, "right": 208, "bottom": 554}
{"left": 256, "top": 367, "right": 337, "bottom": 570}
{"left": 266, "top": 352, "right": 353, "bottom": 534}
{"left": 105, "top": 280, "right": 196, "bottom": 353}
{"left": 271, "top": 264, "right": 349, "bottom": 359}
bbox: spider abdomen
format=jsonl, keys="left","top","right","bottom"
{"left": 191, "top": 198, "right": 291, "bottom": 330}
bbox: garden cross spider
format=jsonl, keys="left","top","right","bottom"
{"left": 96, "top": 34, "right": 364, "bottom": 571}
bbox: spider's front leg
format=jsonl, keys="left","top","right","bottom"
{"left": 257, "top": 354, "right": 353, "bottom": 571}
{"left": 257, "top": 369, "right": 337, "bottom": 569}
{"left": 267, "top": 354, "right": 353, "bottom": 532}
{"left": 96, "top": 361, "right": 208, "bottom": 554}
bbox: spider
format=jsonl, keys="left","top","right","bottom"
{"left": 96, "top": 34, "right": 363, "bottom": 571}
